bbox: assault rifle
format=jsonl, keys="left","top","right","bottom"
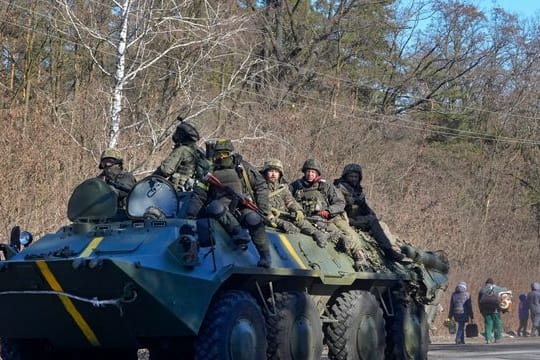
{"left": 273, "top": 209, "right": 330, "bottom": 223}
{"left": 204, "top": 173, "right": 275, "bottom": 226}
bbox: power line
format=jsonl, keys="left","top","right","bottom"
{"left": 1, "top": 0, "right": 539, "bottom": 146}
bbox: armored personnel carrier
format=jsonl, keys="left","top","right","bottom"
{"left": 0, "top": 176, "right": 449, "bottom": 360}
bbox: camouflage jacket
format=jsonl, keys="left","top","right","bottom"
{"left": 268, "top": 182, "right": 303, "bottom": 213}
{"left": 156, "top": 144, "right": 197, "bottom": 191}
{"left": 289, "top": 178, "right": 345, "bottom": 217}
{"left": 333, "top": 179, "right": 375, "bottom": 220}
{"left": 97, "top": 169, "right": 136, "bottom": 208}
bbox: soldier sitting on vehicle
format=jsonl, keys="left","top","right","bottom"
{"left": 153, "top": 119, "right": 210, "bottom": 191}
{"left": 289, "top": 159, "right": 368, "bottom": 271}
{"left": 260, "top": 158, "right": 333, "bottom": 245}
{"left": 97, "top": 148, "right": 137, "bottom": 209}
{"left": 334, "top": 163, "right": 406, "bottom": 261}
{"left": 186, "top": 138, "right": 272, "bottom": 268}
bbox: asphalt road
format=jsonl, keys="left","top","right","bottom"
{"left": 428, "top": 335, "right": 540, "bottom": 359}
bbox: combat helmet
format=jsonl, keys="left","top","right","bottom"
{"left": 262, "top": 159, "right": 284, "bottom": 175}
{"left": 99, "top": 148, "right": 123, "bottom": 169}
{"left": 214, "top": 138, "right": 235, "bottom": 153}
{"left": 341, "top": 163, "right": 362, "bottom": 180}
{"left": 301, "top": 159, "right": 322, "bottom": 175}
{"left": 172, "top": 121, "right": 200, "bottom": 143}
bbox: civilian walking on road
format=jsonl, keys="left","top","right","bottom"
{"left": 478, "top": 278, "right": 504, "bottom": 344}
{"left": 528, "top": 282, "right": 540, "bottom": 337}
{"left": 517, "top": 293, "right": 529, "bottom": 336}
{"left": 448, "top": 281, "right": 474, "bottom": 344}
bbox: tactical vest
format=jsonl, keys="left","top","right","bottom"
{"left": 211, "top": 167, "right": 243, "bottom": 207}
{"left": 294, "top": 182, "right": 327, "bottom": 216}
{"left": 268, "top": 183, "right": 288, "bottom": 210}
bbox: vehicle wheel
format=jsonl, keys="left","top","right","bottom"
{"left": 325, "top": 290, "right": 386, "bottom": 360}
{"left": 265, "top": 291, "right": 323, "bottom": 360}
{"left": 195, "top": 290, "right": 267, "bottom": 360}
{"left": 386, "top": 299, "right": 428, "bottom": 360}
{"left": 0, "top": 338, "right": 50, "bottom": 360}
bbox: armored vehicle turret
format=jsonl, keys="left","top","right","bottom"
{"left": 0, "top": 176, "right": 448, "bottom": 359}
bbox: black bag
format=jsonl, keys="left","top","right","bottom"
{"left": 466, "top": 323, "right": 479, "bottom": 337}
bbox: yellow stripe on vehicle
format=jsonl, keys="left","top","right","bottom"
{"left": 36, "top": 261, "right": 100, "bottom": 346}
{"left": 79, "top": 236, "right": 104, "bottom": 258}
{"left": 278, "top": 233, "right": 307, "bottom": 269}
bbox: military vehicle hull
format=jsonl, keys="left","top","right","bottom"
{"left": 0, "top": 176, "right": 449, "bottom": 359}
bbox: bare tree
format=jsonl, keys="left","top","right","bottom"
{"left": 55, "top": 0, "right": 259, "bottom": 150}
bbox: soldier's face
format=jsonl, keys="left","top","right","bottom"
{"left": 266, "top": 169, "right": 280, "bottom": 184}
{"left": 345, "top": 172, "right": 360, "bottom": 185}
{"left": 304, "top": 169, "right": 318, "bottom": 182}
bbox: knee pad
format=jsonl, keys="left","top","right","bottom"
{"left": 206, "top": 200, "right": 226, "bottom": 218}
{"left": 242, "top": 211, "right": 262, "bottom": 228}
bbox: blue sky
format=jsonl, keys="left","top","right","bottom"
{"left": 479, "top": 0, "right": 540, "bottom": 17}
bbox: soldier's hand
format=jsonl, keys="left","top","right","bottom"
{"left": 294, "top": 209, "right": 305, "bottom": 222}
{"left": 270, "top": 207, "right": 281, "bottom": 217}
{"left": 265, "top": 214, "right": 278, "bottom": 228}
{"left": 319, "top": 210, "right": 330, "bottom": 219}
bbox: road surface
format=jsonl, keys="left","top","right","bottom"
{"left": 429, "top": 335, "right": 540, "bottom": 359}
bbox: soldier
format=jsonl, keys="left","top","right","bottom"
{"left": 334, "top": 163, "right": 405, "bottom": 261}
{"left": 289, "top": 159, "right": 367, "bottom": 271}
{"left": 186, "top": 139, "right": 272, "bottom": 268}
{"left": 97, "top": 148, "right": 137, "bottom": 208}
{"left": 154, "top": 120, "right": 209, "bottom": 191}
{"left": 261, "top": 159, "right": 331, "bottom": 246}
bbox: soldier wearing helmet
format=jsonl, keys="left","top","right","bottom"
{"left": 334, "top": 163, "right": 406, "bottom": 261}
{"left": 186, "top": 138, "right": 272, "bottom": 268}
{"left": 154, "top": 119, "right": 208, "bottom": 191}
{"left": 289, "top": 159, "right": 368, "bottom": 271}
{"left": 97, "top": 148, "right": 136, "bottom": 208}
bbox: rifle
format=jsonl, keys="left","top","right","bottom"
{"left": 204, "top": 173, "right": 273, "bottom": 225}
{"left": 273, "top": 209, "right": 330, "bottom": 223}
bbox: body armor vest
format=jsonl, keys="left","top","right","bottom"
{"left": 294, "top": 182, "right": 327, "bottom": 216}
{"left": 268, "top": 183, "right": 288, "bottom": 210}
{"left": 211, "top": 167, "right": 244, "bottom": 207}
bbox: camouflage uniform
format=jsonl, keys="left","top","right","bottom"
{"left": 334, "top": 163, "right": 404, "bottom": 261}
{"left": 290, "top": 159, "right": 367, "bottom": 270}
{"left": 97, "top": 148, "right": 136, "bottom": 209}
{"left": 155, "top": 121, "right": 206, "bottom": 191}
{"left": 186, "top": 139, "right": 272, "bottom": 268}
{"left": 261, "top": 159, "right": 331, "bottom": 246}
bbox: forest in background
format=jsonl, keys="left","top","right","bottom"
{"left": 1, "top": 0, "right": 539, "bottom": 332}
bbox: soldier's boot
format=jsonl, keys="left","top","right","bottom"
{"left": 381, "top": 245, "right": 410, "bottom": 263}
{"left": 312, "top": 231, "right": 329, "bottom": 248}
{"left": 346, "top": 239, "right": 370, "bottom": 272}
{"left": 257, "top": 251, "right": 271, "bottom": 268}
{"left": 231, "top": 226, "right": 251, "bottom": 250}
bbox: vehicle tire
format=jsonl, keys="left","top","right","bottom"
{"left": 386, "top": 299, "right": 428, "bottom": 360}
{"left": 195, "top": 290, "right": 267, "bottom": 360}
{"left": 265, "top": 291, "right": 323, "bottom": 360}
{"left": 324, "top": 290, "right": 386, "bottom": 360}
{"left": 0, "top": 338, "right": 49, "bottom": 360}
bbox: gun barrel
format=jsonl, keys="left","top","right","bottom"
{"left": 402, "top": 245, "right": 449, "bottom": 273}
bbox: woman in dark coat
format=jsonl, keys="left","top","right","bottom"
{"left": 448, "top": 281, "right": 474, "bottom": 344}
